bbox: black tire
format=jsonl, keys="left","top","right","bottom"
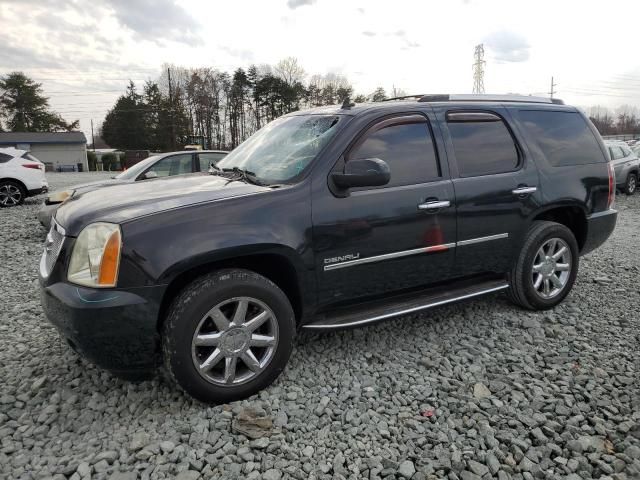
{"left": 625, "top": 173, "right": 637, "bottom": 195}
{"left": 507, "top": 221, "right": 579, "bottom": 310}
{"left": 0, "top": 180, "right": 26, "bottom": 207}
{"left": 162, "top": 269, "right": 295, "bottom": 404}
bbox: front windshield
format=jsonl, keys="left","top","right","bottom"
{"left": 115, "top": 155, "right": 161, "bottom": 180}
{"left": 216, "top": 114, "right": 342, "bottom": 183}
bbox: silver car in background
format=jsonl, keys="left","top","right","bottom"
{"left": 38, "top": 150, "right": 227, "bottom": 228}
{"left": 604, "top": 140, "right": 640, "bottom": 195}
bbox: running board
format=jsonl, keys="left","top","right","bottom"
{"left": 303, "top": 279, "right": 509, "bottom": 330}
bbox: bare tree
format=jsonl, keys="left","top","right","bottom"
{"left": 274, "top": 57, "right": 306, "bottom": 86}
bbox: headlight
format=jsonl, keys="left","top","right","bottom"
{"left": 68, "top": 223, "right": 122, "bottom": 288}
{"left": 47, "top": 189, "right": 74, "bottom": 204}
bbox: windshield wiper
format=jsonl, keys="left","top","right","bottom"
{"left": 222, "top": 167, "right": 269, "bottom": 186}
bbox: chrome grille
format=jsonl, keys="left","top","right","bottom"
{"left": 40, "top": 220, "right": 65, "bottom": 278}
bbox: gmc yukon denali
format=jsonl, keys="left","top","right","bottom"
{"left": 39, "top": 94, "right": 617, "bottom": 403}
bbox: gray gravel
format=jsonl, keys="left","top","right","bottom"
{"left": 1, "top": 172, "right": 639, "bottom": 480}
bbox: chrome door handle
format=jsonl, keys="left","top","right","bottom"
{"left": 418, "top": 200, "right": 451, "bottom": 210}
{"left": 512, "top": 186, "right": 537, "bottom": 195}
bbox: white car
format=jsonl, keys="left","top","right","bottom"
{"left": 0, "top": 147, "right": 49, "bottom": 207}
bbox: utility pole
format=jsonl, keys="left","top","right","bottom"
{"left": 167, "top": 67, "right": 176, "bottom": 150}
{"left": 472, "top": 44, "right": 486, "bottom": 94}
{"left": 90, "top": 119, "right": 95, "bottom": 152}
{"left": 549, "top": 76, "right": 558, "bottom": 99}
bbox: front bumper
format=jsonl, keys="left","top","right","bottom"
{"left": 581, "top": 209, "right": 617, "bottom": 255}
{"left": 40, "top": 280, "right": 166, "bottom": 377}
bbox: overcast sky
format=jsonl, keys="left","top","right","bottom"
{"left": 2, "top": 0, "right": 640, "bottom": 140}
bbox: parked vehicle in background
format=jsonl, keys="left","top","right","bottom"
{"left": 37, "top": 150, "right": 228, "bottom": 228}
{"left": 39, "top": 94, "right": 617, "bottom": 403}
{"left": 0, "top": 147, "right": 48, "bottom": 207}
{"left": 604, "top": 140, "right": 639, "bottom": 195}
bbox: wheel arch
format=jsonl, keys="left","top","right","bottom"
{"left": 0, "top": 177, "right": 27, "bottom": 192}
{"left": 157, "top": 246, "right": 309, "bottom": 332}
{"left": 530, "top": 203, "right": 588, "bottom": 252}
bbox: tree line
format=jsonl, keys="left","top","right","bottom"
{"left": 101, "top": 58, "right": 393, "bottom": 151}
{"left": 587, "top": 105, "right": 640, "bottom": 137}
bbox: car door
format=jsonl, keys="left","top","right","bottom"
{"left": 436, "top": 106, "right": 540, "bottom": 276}
{"left": 312, "top": 112, "right": 457, "bottom": 308}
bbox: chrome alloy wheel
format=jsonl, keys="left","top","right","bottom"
{"left": 0, "top": 184, "right": 22, "bottom": 206}
{"left": 191, "top": 297, "right": 279, "bottom": 386}
{"left": 532, "top": 238, "right": 572, "bottom": 299}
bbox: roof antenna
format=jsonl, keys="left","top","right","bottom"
{"left": 341, "top": 97, "right": 354, "bottom": 109}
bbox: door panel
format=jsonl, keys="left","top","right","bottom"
{"left": 312, "top": 112, "right": 456, "bottom": 309}
{"left": 436, "top": 106, "right": 540, "bottom": 276}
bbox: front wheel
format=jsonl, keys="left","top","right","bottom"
{"left": 508, "top": 221, "right": 579, "bottom": 310}
{"left": 162, "top": 269, "right": 296, "bottom": 403}
{"left": 625, "top": 173, "right": 637, "bottom": 195}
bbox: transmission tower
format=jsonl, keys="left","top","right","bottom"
{"left": 472, "top": 44, "right": 486, "bottom": 94}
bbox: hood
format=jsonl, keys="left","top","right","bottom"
{"left": 55, "top": 174, "right": 270, "bottom": 235}
{"left": 54, "top": 178, "right": 123, "bottom": 197}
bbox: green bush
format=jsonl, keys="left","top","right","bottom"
{"left": 87, "top": 151, "right": 97, "bottom": 171}
{"left": 101, "top": 152, "right": 117, "bottom": 171}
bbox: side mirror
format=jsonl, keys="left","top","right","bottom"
{"left": 331, "top": 158, "right": 390, "bottom": 189}
{"left": 141, "top": 171, "right": 158, "bottom": 180}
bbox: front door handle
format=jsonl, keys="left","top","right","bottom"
{"left": 512, "top": 186, "right": 537, "bottom": 196}
{"left": 418, "top": 200, "right": 451, "bottom": 211}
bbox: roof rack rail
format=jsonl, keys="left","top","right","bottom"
{"left": 382, "top": 94, "right": 426, "bottom": 102}
{"left": 416, "top": 94, "right": 564, "bottom": 105}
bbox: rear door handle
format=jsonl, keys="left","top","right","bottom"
{"left": 418, "top": 200, "right": 451, "bottom": 211}
{"left": 512, "top": 186, "right": 537, "bottom": 195}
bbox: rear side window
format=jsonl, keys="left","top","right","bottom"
{"left": 518, "top": 110, "right": 606, "bottom": 166}
{"left": 609, "top": 146, "right": 624, "bottom": 160}
{"left": 447, "top": 112, "right": 519, "bottom": 177}
{"left": 349, "top": 118, "right": 440, "bottom": 187}
{"left": 0, "top": 153, "right": 12, "bottom": 163}
{"left": 198, "top": 152, "right": 227, "bottom": 171}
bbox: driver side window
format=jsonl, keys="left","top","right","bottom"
{"left": 348, "top": 118, "right": 441, "bottom": 189}
{"left": 145, "top": 154, "right": 193, "bottom": 178}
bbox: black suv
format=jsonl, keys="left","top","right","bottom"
{"left": 39, "top": 94, "right": 617, "bottom": 403}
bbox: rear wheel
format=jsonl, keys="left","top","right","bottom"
{"left": 162, "top": 269, "right": 295, "bottom": 403}
{"left": 625, "top": 173, "right": 637, "bottom": 195}
{"left": 0, "top": 180, "right": 26, "bottom": 207}
{"left": 508, "top": 221, "right": 579, "bottom": 310}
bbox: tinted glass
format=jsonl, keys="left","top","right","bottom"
{"left": 198, "top": 152, "right": 227, "bottom": 171}
{"left": 349, "top": 121, "right": 440, "bottom": 187}
{"left": 447, "top": 117, "right": 519, "bottom": 176}
{"left": 519, "top": 111, "right": 606, "bottom": 166}
{"left": 146, "top": 154, "right": 193, "bottom": 177}
{"left": 0, "top": 153, "right": 12, "bottom": 163}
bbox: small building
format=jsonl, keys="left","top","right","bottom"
{"left": 0, "top": 132, "right": 88, "bottom": 171}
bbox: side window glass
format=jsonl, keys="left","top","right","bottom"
{"left": 610, "top": 147, "right": 623, "bottom": 160}
{"left": 447, "top": 112, "right": 519, "bottom": 176}
{"left": 146, "top": 154, "right": 193, "bottom": 177}
{"left": 198, "top": 153, "right": 227, "bottom": 171}
{"left": 518, "top": 110, "right": 607, "bottom": 166}
{"left": 0, "top": 153, "right": 13, "bottom": 163}
{"left": 348, "top": 119, "right": 440, "bottom": 188}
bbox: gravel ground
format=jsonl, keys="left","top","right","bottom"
{"left": 1, "top": 172, "right": 639, "bottom": 480}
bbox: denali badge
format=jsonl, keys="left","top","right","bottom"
{"left": 324, "top": 253, "right": 360, "bottom": 265}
